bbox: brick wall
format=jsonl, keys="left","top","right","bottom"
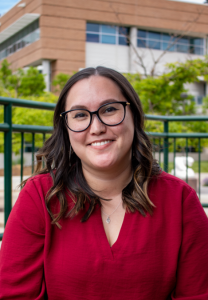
{"left": 0, "top": 0, "right": 208, "bottom": 77}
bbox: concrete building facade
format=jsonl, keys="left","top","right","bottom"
{"left": 0, "top": 0, "right": 208, "bottom": 100}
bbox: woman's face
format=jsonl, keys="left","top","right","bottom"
{"left": 65, "top": 75, "right": 134, "bottom": 174}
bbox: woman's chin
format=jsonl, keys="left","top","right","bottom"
{"left": 87, "top": 158, "right": 117, "bottom": 172}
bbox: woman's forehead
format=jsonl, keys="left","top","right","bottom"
{"left": 65, "top": 76, "right": 125, "bottom": 110}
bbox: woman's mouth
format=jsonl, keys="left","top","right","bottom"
{"left": 91, "top": 140, "right": 112, "bottom": 146}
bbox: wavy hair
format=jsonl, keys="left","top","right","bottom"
{"left": 23, "top": 66, "right": 161, "bottom": 227}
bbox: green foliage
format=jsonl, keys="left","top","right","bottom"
{"left": 17, "top": 67, "right": 46, "bottom": 96}
{"left": 202, "top": 96, "right": 208, "bottom": 114}
{"left": 0, "top": 59, "right": 46, "bottom": 97}
{"left": 0, "top": 93, "right": 57, "bottom": 153}
{"left": 52, "top": 72, "right": 72, "bottom": 93}
{"left": 125, "top": 57, "right": 208, "bottom": 116}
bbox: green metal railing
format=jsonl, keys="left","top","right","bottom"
{"left": 0, "top": 97, "right": 55, "bottom": 241}
{"left": 0, "top": 97, "right": 208, "bottom": 241}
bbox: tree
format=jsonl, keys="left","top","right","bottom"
{"left": 0, "top": 60, "right": 46, "bottom": 97}
{"left": 52, "top": 73, "right": 71, "bottom": 93}
{"left": 110, "top": 4, "right": 205, "bottom": 77}
{"left": 126, "top": 57, "right": 208, "bottom": 115}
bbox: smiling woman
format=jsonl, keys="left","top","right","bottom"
{"left": 0, "top": 67, "right": 208, "bottom": 300}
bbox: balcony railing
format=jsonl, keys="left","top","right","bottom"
{"left": 1, "top": 97, "right": 208, "bottom": 241}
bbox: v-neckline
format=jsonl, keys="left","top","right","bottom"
{"left": 96, "top": 206, "right": 128, "bottom": 260}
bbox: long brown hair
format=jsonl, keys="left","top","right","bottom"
{"left": 23, "top": 66, "right": 161, "bottom": 227}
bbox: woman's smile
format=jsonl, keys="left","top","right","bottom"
{"left": 88, "top": 139, "right": 114, "bottom": 151}
{"left": 65, "top": 75, "right": 134, "bottom": 173}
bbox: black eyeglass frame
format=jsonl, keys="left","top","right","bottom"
{"left": 60, "top": 101, "right": 130, "bottom": 132}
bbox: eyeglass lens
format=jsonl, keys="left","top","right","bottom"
{"left": 65, "top": 102, "right": 125, "bottom": 132}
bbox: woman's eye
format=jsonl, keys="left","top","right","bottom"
{"left": 104, "top": 106, "right": 118, "bottom": 113}
{"left": 73, "top": 112, "right": 87, "bottom": 119}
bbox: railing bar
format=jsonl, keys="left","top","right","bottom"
{"left": 32, "top": 133, "right": 35, "bottom": 174}
{"left": 0, "top": 97, "right": 56, "bottom": 110}
{"left": 174, "top": 138, "right": 176, "bottom": 176}
{"left": 159, "top": 138, "right": 161, "bottom": 165}
{"left": 147, "top": 132, "right": 208, "bottom": 138}
{"left": 198, "top": 138, "right": 201, "bottom": 201}
{"left": 42, "top": 134, "right": 46, "bottom": 168}
{"left": 4, "top": 103, "right": 12, "bottom": 226}
{"left": 186, "top": 138, "right": 188, "bottom": 184}
{"left": 20, "top": 132, "right": 24, "bottom": 183}
{"left": 163, "top": 121, "right": 169, "bottom": 173}
{"left": 153, "top": 138, "right": 155, "bottom": 158}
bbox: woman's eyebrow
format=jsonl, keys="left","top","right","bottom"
{"left": 69, "top": 99, "right": 119, "bottom": 110}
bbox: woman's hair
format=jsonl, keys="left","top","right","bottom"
{"left": 24, "top": 66, "right": 161, "bottom": 227}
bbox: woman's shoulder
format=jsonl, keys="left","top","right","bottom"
{"left": 24, "top": 172, "right": 53, "bottom": 194}
{"left": 149, "top": 171, "right": 196, "bottom": 200}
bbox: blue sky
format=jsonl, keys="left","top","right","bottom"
{"left": 0, "top": 0, "right": 206, "bottom": 16}
{"left": 0, "top": 0, "right": 20, "bottom": 16}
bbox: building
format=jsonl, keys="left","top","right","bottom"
{"left": 0, "top": 0, "right": 208, "bottom": 102}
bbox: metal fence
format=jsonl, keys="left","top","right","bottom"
{"left": 1, "top": 97, "right": 208, "bottom": 240}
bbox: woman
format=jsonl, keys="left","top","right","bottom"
{"left": 0, "top": 66, "right": 208, "bottom": 299}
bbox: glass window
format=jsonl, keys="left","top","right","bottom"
{"left": 119, "top": 27, "right": 128, "bottom": 35}
{"left": 101, "top": 35, "right": 116, "bottom": 44}
{"left": 137, "top": 38, "right": 146, "bottom": 48}
{"left": 191, "top": 38, "right": 203, "bottom": 46}
{"left": 192, "top": 46, "right": 203, "bottom": 55}
{"left": 86, "top": 33, "right": 99, "bottom": 43}
{"left": 24, "top": 34, "right": 31, "bottom": 45}
{"left": 86, "top": 23, "right": 99, "bottom": 32}
{"left": 86, "top": 22, "right": 129, "bottom": 47}
{"left": 31, "top": 32, "right": 36, "bottom": 43}
{"left": 119, "top": 36, "right": 128, "bottom": 45}
{"left": 17, "top": 41, "right": 21, "bottom": 50}
{"left": 148, "top": 31, "right": 161, "bottom": 40}
{"left": 137, "top": 28, "right": 204, "bottom": 55}
{"left": 196, "top": 96, "right": 203, "bottom": 105}
{"left": 148, "top": 40, "right": 160, "bottom": 50}
{"left": 162, "top": 34, "right": 176, "bottom": 43}
{"left": 177, "top": 43, "right": 189, "bottom": 53}
{"left": 101, "top": 25, "right": 116, "bottom": 34}
{"left": 35, "top": 28, "right": 40, "bottom": 40}
{"left": 137, "top": 30, "right": 146, "bottom": 38}
{"left": 0, "top": 19, "right": 40, "bottom": 59}
{"left": 179, "top": 37, "right": 189, "bottom": 45}
{"left": 162, "top": 42, "right": 175, "bottom": 52}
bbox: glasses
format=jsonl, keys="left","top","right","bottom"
{"left": 60, "top": 101, "right": 130, "bottom": 132}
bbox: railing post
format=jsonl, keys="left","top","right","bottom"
{"left": 4, "top": 104, "right": 12, "bottom": 226}
{"left": 163, "top": 121, "right": 169, "bottom": 173}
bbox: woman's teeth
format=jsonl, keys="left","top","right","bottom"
{"left": 91, "top": 140, "right": 111, "bottom": 146}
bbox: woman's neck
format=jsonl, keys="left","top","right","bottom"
{"left": 82, "top": 163, "right": 133, "bottom": 199}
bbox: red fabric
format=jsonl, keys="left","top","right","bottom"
{"left": 0, "top": 172, "right": 208, "bottom": 300}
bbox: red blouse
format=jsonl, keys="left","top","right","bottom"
{"left": 0, "top": 172, "right": 208, "bottom": 299}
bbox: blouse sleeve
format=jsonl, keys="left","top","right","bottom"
{"left": 171, "top": 189, "right": 208, "bottom": 299}
{"left": 0, "top": 179, "right": 46, "bottom": 299}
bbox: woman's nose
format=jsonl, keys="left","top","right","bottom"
{"left": 89, "top": 114, "right": 106, "bottom": 135}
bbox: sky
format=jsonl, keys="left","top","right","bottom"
{"left": 0, "top": 0, "right": 20, "bottom": 16}
{"left": 0, "top": 0, "right": 206, "bottom": 16}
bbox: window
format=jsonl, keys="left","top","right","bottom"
{"left": 0, "top": 20, "right": 40, "bottom": 61}
{"left": 137, "top": 29, "right": 204, "bottom": 55}
{"left": 86, "top": 22, "right": 129, "bottom": 46}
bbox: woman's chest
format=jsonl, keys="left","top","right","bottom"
{"left": 44, "top": 209, "right": 181, "bottom": 299}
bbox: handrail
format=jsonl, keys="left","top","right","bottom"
{"left": 145, "top": 114, "right": 208, "bottom": 121}
{"left": 0, "top": 96, "right": 56, "bottom": 110}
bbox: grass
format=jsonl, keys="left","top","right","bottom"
{"left": 160, "top": 161, "right": 208, "bottom": 173}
